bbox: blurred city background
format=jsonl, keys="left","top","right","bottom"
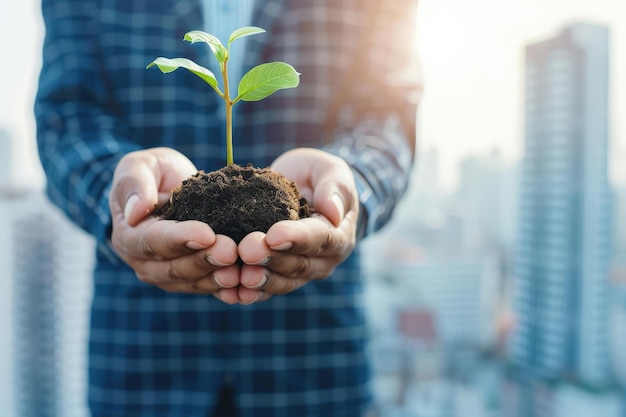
{"left": 1, "top": 1, "right": 625, "bottom": 416}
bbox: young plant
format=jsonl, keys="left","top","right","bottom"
{"left": 145, "top": 27, "right": 308, "bottom": 243}
{"left": 147, "top": 26, "right": 300, "bottom": 165}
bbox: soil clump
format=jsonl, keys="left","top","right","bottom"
{"left": 154, "top": 164, "right": 309, "bottom": 243}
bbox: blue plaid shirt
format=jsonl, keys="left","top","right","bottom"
{"left": 35, "top": 0, "right": 422, "bottom": 416}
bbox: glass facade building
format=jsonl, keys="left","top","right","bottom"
{"left": 510, "top": 23, "right": 611, "bottom": 387}
{"left": 9, "top": 194, "right": 94, "bottom": 417}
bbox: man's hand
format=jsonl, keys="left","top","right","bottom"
{"left": 109, "top": 148, "right": 240, "bottom": 300}
{"left": 236, "top": 148, "right": 359, "bottom": 304}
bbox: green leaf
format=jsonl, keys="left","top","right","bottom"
{"left": 147, "top": 57, "right": 220, "bottom": 91}
{"left": 228, "top": 26, "right": 266, "bottom": 46}
{"left": 184, "top": 30, "right": 228, "bottom": 66}
{"left": 237, "top": 62, "right": 300, "bottom": 102}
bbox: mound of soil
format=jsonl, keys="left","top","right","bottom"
{"left": 153, "top": 164, "right": 309, "bottom": 243}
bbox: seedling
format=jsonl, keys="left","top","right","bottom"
{"left": 146, "top": 27, "right": 308, "bottom": 243}
{"left": 147, "top": 26, "right": 300, "bottom": 165}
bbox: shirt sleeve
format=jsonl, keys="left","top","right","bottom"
{"left": 323, "top": 1, "right": 423, "bottom": 239}
{"left": 324, "top": 117, "right": 415, "bottom": 240}
{"left": 34, "top": 0, "right": 140, "bottom": 256}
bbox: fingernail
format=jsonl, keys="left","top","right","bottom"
{"left": 214, "top": 275, "right": 226, "bottom": 288}
{"left": 331, "top": 193, "right": 345, "bottom": 220}
{"left": 271, "top": 242, "right": 293, "bottom": 251}
{"left": 252, "top": 256, "right": 270, "bottom": 266}
{"left": 251, "top": 274, "right": 268, "bottom": 289}
{"left": 124, "top": 194, "right": 139, "bottom": 221}
{"left": 242, "top": 291, "right": 264, "bottom": 305}
{"left": 186, "top": 241, "right": 207, "bottom": 250}
{"left": 215, "top": 290, "right": 236, "bottom": 305}
{"left": 207, "top": 256, "right": 229, "bottom": 267}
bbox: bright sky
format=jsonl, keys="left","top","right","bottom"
{"left": 1, "top": 0, "right": 625, "bottom": 189}
{"left": 416, "top": 0, "right": 626, "bottom": 188}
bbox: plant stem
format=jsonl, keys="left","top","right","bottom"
{"left": 222, "top": 59, "right": 234, "bottom": 165}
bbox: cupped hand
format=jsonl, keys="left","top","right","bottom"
{"left": 236, "top": 148, "right": 359, "bottom": 304}
{"left": 109, "top": 147, "right": 239, "bottom": 300}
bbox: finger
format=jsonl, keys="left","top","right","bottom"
{"left": 238, "top": 231, "right": 335, "bottom": 282}
{"left": 205, "top": 235, "right": 240, "bottom": 268}
{"left": 310, "top": 173, "right": 355, "bottom": 227}
{"left": 238, "top": 231, "right": 271, "bottom": 266}
{"left": 216, "top": 287, "right": 242, "bottom": 305}
{"left": 135, "top": 245, "right": 238, "bottom": 285}
{"left": 158, "top": 263, "right": 240, "bottom": 293}
{"left": 240, "top": 264, "right": 310, "bottom": 296}
{"left": 241, "top": 249, "right": 334, "bottom": 283}
{"left": 212, "top": 262, "right": 241, "bottom": 288}
{"left": 264, "top": 217, "right": 349, "bottom": 257}
{"left": 110, "top": 149, "right": 197, "bottom": 226}
{"left": 113, "top": 218, "right": 217, "bottom": 261}
{"left": 237, "top": 287, "right": 272, "bottom": 305}
{"left": 264, "top": 250, "right": 336, "bottom": 280}
{"left": 159, "top": 273, "right": 220, "bottom": 294}
{"left": 140, "top": 220, "right": 222, "bottom": 260}
{"left": 111, "top": 156, "right": 161, "bottom": 226}
{"left": 150, "top": 147, "right": 198, "bottom": 191}
{"left": 272, "top": 149, "right": 356, "bottom": 227}
{"left": 111, "top": 176, "right": 158, "bottom": 227}
{"left": 239, "top": 265, "right": 269, "bottom": 288}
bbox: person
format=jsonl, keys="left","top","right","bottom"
{"left": 35, "top": 0, "right": 422, "bottom": 415}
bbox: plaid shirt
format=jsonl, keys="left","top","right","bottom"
{"left": 35, "top": 0, "right": 422, "bottom": 416}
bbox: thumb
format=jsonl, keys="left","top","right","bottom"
{"left": 110, "top": 148, "right": 198, "bottom": 227}
{"left": 312, "top": 179, "right": 352, "bottom": 228}
{"left": 111, "top": 165, "right": 160, "bottom": 227}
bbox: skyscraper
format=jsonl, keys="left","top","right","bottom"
{"left": 0, "top": 128, "right": 15, "bottom": 416}
{"left": 510, "top": 22, "right": 612, "bottom": 387}
{"left": 0, "top": 128, "right": 12, "bottom": 190}
{"left": 10, "top": 193, "right": 95, "bottom": 417}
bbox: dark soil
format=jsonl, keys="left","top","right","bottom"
{"left": 153, "top": 164, "right": 309, "bottom": 243}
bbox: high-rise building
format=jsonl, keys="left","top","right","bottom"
{"left": 10, "top": 193, "right": 94, "bottom": 417}
{"left": 0, "top": 128, "right": 16, "bottom": 416}
{"left": 0, "top": 128, "right": 12, "bottom": 190}
{"left": 510, "top": 23, "right": 612, "bottom": 387}
{"left": 455, "top": 149, "right": 520, "bottom": 258}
